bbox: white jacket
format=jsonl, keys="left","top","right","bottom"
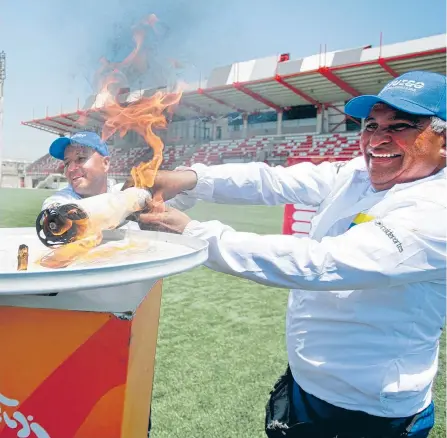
{"left": 42, "top": 179, "right": 123, "bottom": 210}
{"left": 179, "top": 157, "right": 446, "bottom": 418}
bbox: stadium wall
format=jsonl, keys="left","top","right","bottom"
{"left": 1, "top": 159, "right": 31, "bottom": 188}
{"left": 164, "top": 109, "right": 339, "bottom": 144}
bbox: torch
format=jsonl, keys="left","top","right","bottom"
{"left": 36, "top": 187, "right": 151, "bottom": 248}
{"left": 35, "top": 77, "right": 182, "bottom": 251}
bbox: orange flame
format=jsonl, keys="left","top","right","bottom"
{"left": 86, "top": 13, "right": 182, "bottom": 195}
{"left": 40, "top": 14, "right": 182, "bottom": 268}
{"left": 38, "top": 232, "right": 150, "bottom": 269}
{"left": 102, "top": 89, "right": 182, "bottom": 184}
{"left": 143, "top": 13, "right": 159, "bottom": 27}
{"left": 96, "top": 13, "right": 183, "bottom": 208}
{"left": 39, "top": 232, "right": 103, "bottom": 269}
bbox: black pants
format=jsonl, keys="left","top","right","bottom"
{"left": 265, "top": 366, "right": 435, "bottom": 438}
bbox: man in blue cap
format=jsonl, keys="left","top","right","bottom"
{"left": 41, "top": 131, "right": 128, "bottom": 210}
{"left": 136, "top": 71, "right": 446, "bottom": 437}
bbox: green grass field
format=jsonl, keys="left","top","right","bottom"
{"left": 0, "top": 187, "right": 445, "bottom": 438}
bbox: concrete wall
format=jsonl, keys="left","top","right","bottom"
{"left": 1, "top": 174, "right": 21, "bottom": 188}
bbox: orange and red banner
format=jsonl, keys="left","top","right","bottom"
{"left": 0, "top": 280, "right": 163, "bottom": 438}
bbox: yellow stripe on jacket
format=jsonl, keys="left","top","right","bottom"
{"left": 348, "top": 212, "right": 375, "bottom": 229}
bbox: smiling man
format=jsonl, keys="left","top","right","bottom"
{"left": 138, "top": 71, "right": 446, "bottom": 437}
{"left": 347, "top": 74, "right": 446, "bottom": 192}
{"left": 41, "top": 131, "right": 128, "bottom": 208}
{"left": 361, "top": 106, "right": 443, "bottom": 188}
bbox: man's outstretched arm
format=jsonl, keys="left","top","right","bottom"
{"left": 181, "top": 200, "right": 446, "bottom": 291}
{"left": 154, "top": 160, "right": 351, "bottom": 208}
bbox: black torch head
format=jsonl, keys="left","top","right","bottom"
{"left": 36, "top": 203, "right": 89, "bottom": 247}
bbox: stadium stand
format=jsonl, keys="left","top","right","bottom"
{"left": 181, "top": 132, "right": 361, "bottom": 167}
{"left": 25, "top": 132, "right": 361, "bottom": 177}
{"left": 21, "top": 33, "right": 445, "bottom": 185}
{"left": 26, "top": 154, "right": 62, "bottom": 175}
{"left": 268, "top": 132, "right": 361, "bottom": 160}
{"left": 182, "top": 136, "right": 270, "bottom": 167}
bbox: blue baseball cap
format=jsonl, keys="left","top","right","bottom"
{"left": 49, "top": 131, "right": 110, "bottom": 160}
{"left": 345, "top": 70, "right": 446, "bottom": 121}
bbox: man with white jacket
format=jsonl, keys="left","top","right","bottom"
{"left": 138, "top": 71, "right": 446, "bottom": 438}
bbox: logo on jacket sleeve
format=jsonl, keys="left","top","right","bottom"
{"left": 374, "top": 220, "right": 404, "bottom": 253}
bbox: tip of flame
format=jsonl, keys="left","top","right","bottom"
{"left": 174, "top": 80, "right": 187, "bottom": 93}
{"left": 144, "top": 14, "right": 159, "bottom": 27}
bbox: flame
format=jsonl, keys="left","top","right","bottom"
{"left": 38, "top": 233, "right": 150, "bottom": 269}
{"left": 102, "top": 89, "right": 182, "bottom": 179}
{"left": 39, "top": 232, "right": 103, "bottom": 269}
{"left": 82, "top": 13, "right": 182, "bottom": 197}
{"left": 41, "top": 14, "right": 183, "bottom": 268}
{"left": 96, "top": 14, "right": 183, "bottom": 200}
{"left": 143, "top": 13, "right": 159, "bottom": 27}
{"left": 38, "top": 201, "right": 156, "bottom": 266}
{"left": 68, "top": 238, "right": 149, "bottom": 265}
{"left": 100, "top": 87, "right": 182, "bottom": 212}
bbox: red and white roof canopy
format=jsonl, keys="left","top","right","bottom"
{"left": 22, "top": 34, "right": 446, "bottom": 136}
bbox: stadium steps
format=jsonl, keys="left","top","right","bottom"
{"left": 169, "top": 143, "right": 202, "bottom": 168}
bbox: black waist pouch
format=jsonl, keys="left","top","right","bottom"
{"left": 265, "top": 366, "right": 321, "bottom": 437}
{"left": 264, "top": 366, "right": 423, "bottom": 438}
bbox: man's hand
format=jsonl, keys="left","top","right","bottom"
{"left": 122, "top": 169, "right": 198, "bottom": 201}
{"left": 137, "top": 203, "right": 193, "bottom": 234}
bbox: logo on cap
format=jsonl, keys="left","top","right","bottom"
{"left": 72, "top": 133, "right": 87, "bottom": 138}
{"left": 382, "top": 79, "right": 425, "bottom": 93}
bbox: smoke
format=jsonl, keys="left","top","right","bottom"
{"left": 16, "top": 0, "right": 280, "bottom": 111}
{"left": 67, "top": 0, "right": 217, "bottom": 102}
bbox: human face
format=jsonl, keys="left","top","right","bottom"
{"left": 63, "top": 144, "right": 110, "bottom": 196}
{"left": 360, "top": 104, "right": 446, "bottom": 191}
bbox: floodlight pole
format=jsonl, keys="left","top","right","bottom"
{"left": 0, "top": 51, "right": 6, "bottom": 186}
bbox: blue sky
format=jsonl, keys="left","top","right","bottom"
{"left": 0, "top": 0, "right": 445, "bottom": 161}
